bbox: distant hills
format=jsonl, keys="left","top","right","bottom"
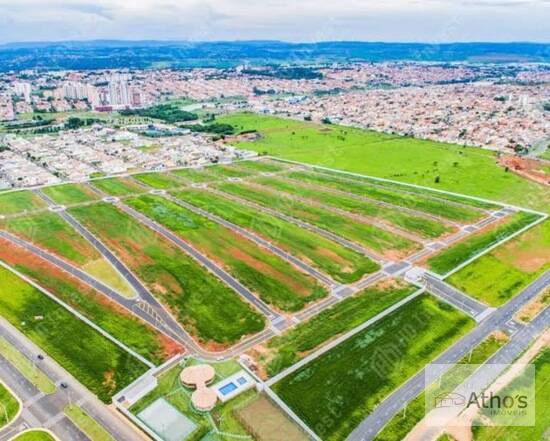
{"left": 0, "top": 40, "right": 549, "bottom": 71}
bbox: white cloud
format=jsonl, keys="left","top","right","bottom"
{"left": 0, "top": 0, "right": 548, "bottom": 43}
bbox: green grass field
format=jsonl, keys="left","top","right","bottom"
{"left": 10, "top": 430, "right": 56, "bottom": 441}
{"left": 0, "top": 242, "right": 176, "bottom": 364}
{"left": 202, "top": 164, "right": 254, "bottom": 178}
{"left": 171, "top": 167, "right": 220, "bottom": 183}
{"left": 0, "top": 382, "right": 19, "bottom": 428}
{"left": 374, "top": 334, "right": 507, "bottom": 441}
{"left": 0, "top": 265, "right": 147, "bottom": 402}
{"left": 219, "top": 113, "right": 550, "bottom": 213}
{"left": 0, "top": 191, "right": 46, "bottom": 216}
{"left": 253, "top": 175, "right": 451, "bottom": 238}
{"left": 272, "top": 294, "right": 474, "bottom": 441}
{"left": 260, "top": 280, "right": 417, "bottom": 377}
{"left": 448, "top": 219, "right": 550, "bottom": 306}
{"left": 472, "top": 347, "right": 550, "bottom": 441}
{"left": 126, "top": 194, "right": 327, "bottom": 311}
{"left": 41, "top": 184, "right": 99, "bottom": 205}
{"left": 2, "top": 212, "right": 135, "bottom": 298}
{"left": 69, "top": 202, "right": 265, "bottom": 346}
{"left": 132, "top": 172, "right": 186, "bottom": 190}
{"left": 428, "top": 211, "right": 542, "bottom": 275}
{"left": 172, "top": 189, "right": 379, "bottom": 283}
{"left": 234, "top": 159, "right": 287, "bottom": 173}
{"left": 286, "top": 170, "right": 484, "bottom": 222}
{"left": 91, "top": 177, "right": 145, "bottom": 196}
{"left": 218, "top": 181, "right": 419, "bottom": 256}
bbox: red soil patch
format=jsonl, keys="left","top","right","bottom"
{"left": 499, "top": 155, "right": 550, "bottom": 186}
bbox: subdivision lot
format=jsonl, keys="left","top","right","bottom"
{"left": 272, "top": 294, "right": 474, "bottom": 441}
{"left": 0, "top": 191, "right": 47, "bottom": 216}
{"left": 219, "top": 113, "right": 550, "bottom": 213}
{"left": 41, "top": 183, "right": 99, "bottom": 205}
{"left": 427, "top": 211, "right": 542, "bottom": 275}
{"left": 374, "top": 334, "right": 507, "bottom": 441}
{"left": 0, "top": 381, "right": 19, "bottom": 429}
{"left": 172, "top": 189, "right": 379, "bottom": 283}
{"left": 253, "top": 175, "right": 452, "bottom": 238}
{"left": 251, "top": 279, "right": 417, "bottom": 378}
{"left": 217, "top": 181, "right": 420, "bottom": 258}
{"left": 68, "top": 202, "right": 265, "bottom": 347}
{"left": 233, "top": 159, "right": 288, "bottom": 173}
{"left": 132, "top": 172, "right": 186, "bottom": 190}
{"left": 0, "top": 264, "right": 148, "bottom": 402}
{"left": 448, "top": 219, "right": 550, "bottom": 306}
{"left": 472, "top": 347, "right": 550, "bottom": 441}
{"left": 170, "top": 167, "right": 220, "bottom": 183}
{"left": 0, "top": 237, "right": 180, "bottom": 365}
{"left": 91, "top": 177, "right": 145, "bottom": 196}
{"left": 285, "top": 170, "right": 484, "bottom": 222}
{"left": 126, "top": 194, "right": 327, "bottom": 312}
{"left": 1, "top": 211, "right": 134, "bottom": 297}
{"left": 200, "top": 164, "right": 254, "bottom": 178}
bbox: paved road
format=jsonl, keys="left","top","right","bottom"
{"left": 116, "top": 202, "right": 282, "bottom": 322}
{"left": 0, "top": 229, "right": 196, "bottom": 358}
{"left": 164, "top": 193, "right": 336, "bottom": 287}
{"left": 415, "top": 303, "right": 550, "bottom": 440}
{"left": 347, "top": 268, "right": 550, "bottom": 441}
{"left": 424, "top": 274, "right": 490, "bottom": 320}
{"left": 0, "top": 317, "right": 143, "bottom": 441}
{"left": 211, "top": 188, "right": 385, "bottom": 263}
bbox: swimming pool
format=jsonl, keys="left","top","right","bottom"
{"left": 218, "top": 382, "right": 238, "bottom": 396}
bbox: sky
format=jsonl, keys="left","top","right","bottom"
{"left": 0, "top": 0, "right": 549, "bottom": 44}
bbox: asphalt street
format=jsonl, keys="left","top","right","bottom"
{"left": 347, "top": 269, "right": 550, "bottom": 441}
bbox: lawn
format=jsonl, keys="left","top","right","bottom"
{"left": 10, "top": 430, "right": 56, "bottom": 441}
{"left": 0, "top": 337, "right": 56, "bottom": 394}
{"left": 41, "top": 183, "right": 99, "bottom": 205}
{"left": 428, "top": 211, "right": 542, "bottom": 275}
{"left": 91, "top": 177, "right": 145, "bottom": 196}
{"left": 69, "top": 202, "right": 265, "bottom": 346}
{"left": 448, "top": 219, "right": 550, "bottom": 306}
{"left": 132, "top": 172, "right": 186, "bottom": 190}
{"left": 172, "top": 189, "right": 379, "bottom": 283}
{"left": 218, "top": 181, "right": 420, "bottom": 257}
{"left": 0, "top": 382, "right": 19, "bottom": 428}
{"left": 0, "top": 238, "right": 180, "bottom": 365}
{"left": 202, "top": 164, "right": 254, "bottom": 178}
{"left": 0, "top": 191, "right": 46, "bottom": 216}
{"left": 219, "top": 113, "right": 550, "bottom": 213}
{"left": 2, "top": 212, "right": 135, "bottom": 298}
{"left": 65, "top": 405, "right": 114, "bottom": 441}
{"left": 234, "top": 159, "right": 287, "bottom": 173}
{"left": 272, "top": 294, "right": 474, "bottom": 441}
{"left": 0, "top": 265, "right": 147, "bottom": 402}
{"left": 286, "top": 170, "right": 484, "bottom": 222}
{"left": 257, "top": 280, "right": 417, "bottom": 377}
{"left": 171, "top": 167, "right": 220, "bottom": 183}
{"left": 472, "top": 347, "right": 550, "bottom": 441}
{"left": 374, "top": 334, "right": 507, "bottom": 441}
{"left": 253, "top": 175, "right": 451, "bottom": 238}
{"left": 126, "top": 194, "right": 327, "bottom": 312}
